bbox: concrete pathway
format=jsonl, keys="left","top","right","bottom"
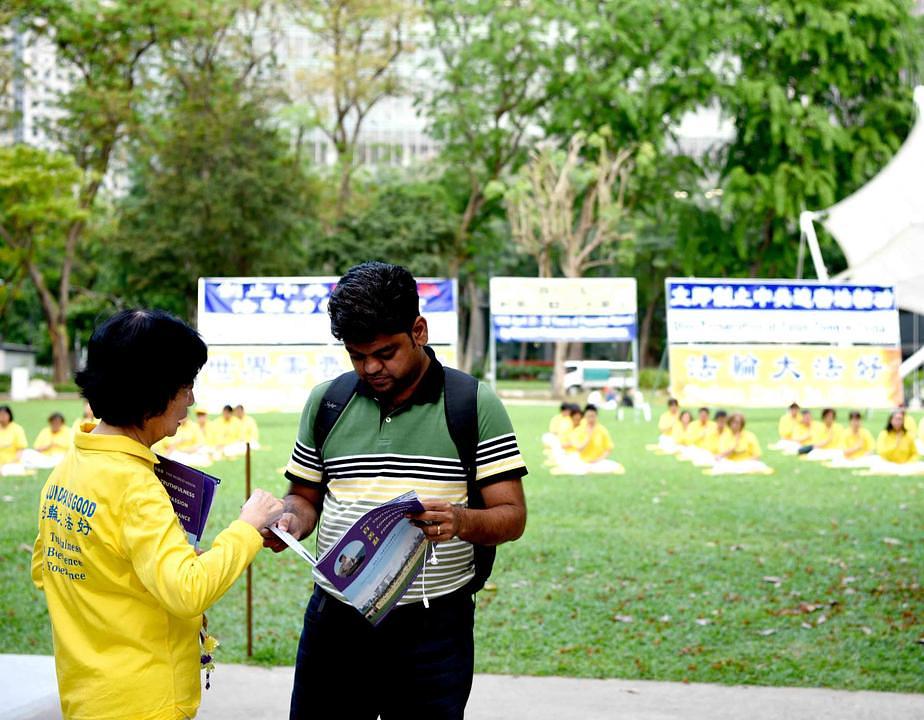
{"left": 7, "top": 655, "right": 924, "bottom": 720}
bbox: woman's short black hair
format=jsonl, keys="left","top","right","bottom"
{"left": 0, "top": 405, "right": 12, "bottom": 421}
{"left": 849, "top": 411, "right": 862, "bottom": 421}
{"left": 328, "top": 262, "right": 420, "bottom": 344}
{"left": 48, "top": 412, "right": 65, "bottom": 423}
{"left": 885, "top": 410, "right": 904, "bottom": 433}
{"left": 76, "top": 309, "right": 207, "bottom": 428}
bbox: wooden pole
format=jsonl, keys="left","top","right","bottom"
{"left": 245, "top": 442, "right": 253, "bottom": 658}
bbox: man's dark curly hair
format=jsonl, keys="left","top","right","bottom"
{"left": 328, "top": 262, "right": 420, "bottom": 344}
{"left": 76, "top": 309, "right": 207, "bottom": 428}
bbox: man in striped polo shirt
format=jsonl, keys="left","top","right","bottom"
{"left": 268, "top": 262, "right": 528, "bottom": 720}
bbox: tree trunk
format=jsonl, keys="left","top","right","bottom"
{"left": 51, "top": 320, "right": 70, "bottom": 383}
{"left": 460, "top": 277, "right": 485, "bottom": 374}
{"left": 552, "top": 340, "right": 569, "bottom": 397}
{"left": 639, "top": 291, "right": 660, "bottom": 367}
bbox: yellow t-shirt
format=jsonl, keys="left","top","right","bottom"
{"left": 33, "top": 426, "right": 75, "bottom": 457}
{"left": 0, "top": 421, "right": 28, "bottom": 464}
{"left": 843, "top": 427, "right": 875, "bottom": 459}
{"left": 549, "top": 414, "right": 572, "bottom": 437}
{"left": 239, "top": 415, "right": 259, "bottom": 444}
{"left": 209, "top": 416, "right": 242, "bottom": 446}
{"left": 904, "top": 415, "right": 918, "bottom": 437}
{"left": 791, "top": 421, "right": 815, "bottom": 445}
{"left": 657, "top": 410, "right": 679, "bottom": 434}
{"left": 777, "top": 412, "right": 798, "bottom": 440}
{"left": 575, "top": 424, "right": 614, "bottom": 463}
{"left": 702, "top": 425, "right": 732, "bottom": 455}
{"left": 876, "top": 430, "right": 918, "bottom": 464}
{"left": 31, "top": 431, "right": 261, "bottom": 720}
{"left": 689, "top": 420, "right": 715, "bottom": 448}
{"left": 670, "top": 421, "right": 688, "bottom": 443}
{"left": 810, "top": 422, "right": 843, "bottom": 449}
{"left": 719, "top": 430, "right": 762, "bottom": 461}
{"left": 168, "top": 419, "right": 207, "bottom": 453}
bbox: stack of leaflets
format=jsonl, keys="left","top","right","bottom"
{"left": 153, "top": 454, "right": 221, "bottom": 547}
{"left": 272, "top": 490, "right": 429, "bottom": 625}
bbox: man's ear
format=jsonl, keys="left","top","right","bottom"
{"left": 411, "top": 316, "right": 429, "bottom": 347}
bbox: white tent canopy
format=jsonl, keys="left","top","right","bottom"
{"left": 801, "top": 86, "right": 924, "bottom": 316}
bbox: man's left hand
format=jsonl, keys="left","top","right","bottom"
{"left": 408, "top": 500, "right": 462, "bottom": 543}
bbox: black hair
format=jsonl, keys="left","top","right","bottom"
{"left": 48, "top": 412, "right": 65, "bottom": 423}
{"left": 667, "top": 398, "right": 679, "bottom": 407}
{"left": 698, "top": 407, "right": 709, "bottom": 414}
{"left": 0, "top": 405, "right": 12, "bottom": 421}
{"left": 235, "top": 404, "right": 244, "bottom": 411}
{"left": 789, "top": 402, "right": 800, "bottom": 410}
{"left": 76, "top": 309, "right": 207, "bottom": 428}
{"left": 560, "top": 402, "right": 570, "bottom": 412}
{"left": 714, "top": 409, "right": 728, "bottom": 420}
{"left": 328, "top": 262, "right": 420, "bottom": 344}
{"left": 885, "top": 410, "right": 904, "bottom": 433}
{"left": 680, "top": 410, "right": 692, "bottom": 421}
{"left": 584, "top": 404, "right": 598, "bottom": 414}
{"left": 570, "top": 407, "right": 583, "bottom": 417}
{"left": 821, "top": 408, "right": 835, "bottom": 420}
{"left": 849, "top": 411, "right": 861, "bottom": 421}
{"left": 223, "top": 405, "right": 233, "bottom": 413}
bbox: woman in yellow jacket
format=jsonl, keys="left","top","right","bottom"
{"left": 0, "top": 404, "right": 29, "bottom": 476}
{"left": 867, "top": 410, "right": 924, "bottom": 475}
{"left": 706, "top": 413, "right": 774, "bottom": 475}
{"left": 31, "top": 309, "right": 284, "bottom": 720}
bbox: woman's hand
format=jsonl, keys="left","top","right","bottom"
{"left": 239, "top": 489, "right": 284, "bottom": 530}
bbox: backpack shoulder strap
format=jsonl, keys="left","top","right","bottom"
{"left": 442, "top": 367, "right": 479, "bottom": 485}
{"left": 313, "top": 371, "right": 360, "bottom": 455}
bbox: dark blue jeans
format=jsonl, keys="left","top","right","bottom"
{"left": 290, "top": 586, "right": 475, "bottom": 720}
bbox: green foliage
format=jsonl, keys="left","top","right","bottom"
{"left": 307, "top": 179, "right": 459, "bottom": 276}
{"left": 638, "top": 367, "right": 669, "bottom": 391}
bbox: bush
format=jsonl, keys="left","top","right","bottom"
{"left": 0, "top": 374, "right": 9, "bottom": 393}
{"left": 53, "top": 380, "right": 79, "bottom": 393}
{"left": 497, "top": 362, "right": 552, "bottom": 382}
{"left": 638, "top": 368, "right": 669, "bottom": 391}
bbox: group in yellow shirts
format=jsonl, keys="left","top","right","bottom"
{"left": 155, "top": 404, "right": 261, "bottom": 466}
{"left": 1, "top": 406, "right": 76, "bottom": 476}
{"left": 648, "top": 398, "right": 773, "bottom": 475}
{"left": 543, "top": 402, "right": 625, "bottom": 475}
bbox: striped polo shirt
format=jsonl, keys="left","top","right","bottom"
{"left": 285, "top": 348, "right": 527, "bottom": 605}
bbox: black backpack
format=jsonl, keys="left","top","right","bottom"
{"left": 313, "top": 367, "right": 495, "bottom": 594}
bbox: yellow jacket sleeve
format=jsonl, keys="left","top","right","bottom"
{"left": 121, "top": 482, "right": 262, "bottom": 620}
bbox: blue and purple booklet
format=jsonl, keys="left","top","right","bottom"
{"left": 153, "top": 454, "right": 221, "bottom": 547}
{"left": 272, "top": 491, "right": 428, "bottom": 625}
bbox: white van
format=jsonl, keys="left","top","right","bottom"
{"left": 563, "top": 360, "right": 635, "bottom": 396}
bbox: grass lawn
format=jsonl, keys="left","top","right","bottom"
{"left": 2, "top": 398, "right": 922, "bottom": 691}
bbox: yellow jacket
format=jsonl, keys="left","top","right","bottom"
{"left": 34, "top": 426, "right": 75, "bottom": 457}
{"left": 791, "top": 421, "right": 815, "bottom": 445}
{"left": 689, "top": 420, "right": 715, "bottom": 448}
{"left": 842, "top": 427, "right": 875, "bottom": 459}
{"left": 0, "top": 421, "right": 28, "bottom": 464}
{"left": 657, "top": 410, "right": 678, "bottom": 434}
{"left": 169, "top": 419, "right": 207, "bottom": 453}
{"left": 810, "top": 422, "right": 843, "bottom": 449}
{"left": 702, "top": 425, "right": 732, "bottom": 455}
{"left": 573, "top": 423, "right": 614, "bottom": 463}
{"left": 31, "top": 431, "right": 261, "bottom": 720}
{"left": 719, "top": 430, "right": 762, "bottom": 461}
{"left": 876, "top": 430, "right": 918, "bottom": 464}
{"left": 548, "top": 413, "right": 572, "bottom": 437}
{"left": 777, "top": 412, "right": 798, "bottom": 440}
{"left": 208, "top": 416, "right": 242, "bottom": 446}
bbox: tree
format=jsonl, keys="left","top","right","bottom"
{"left": 716, "top": 0, "right": 923, "bottom": 278}
{"left": 287, "top": 0, "right": 417, "bottom": 219}
{"left": 13, "top": 0, "right": 196, "bottom": 380}
{"left": 307, "top": 178, "right": 459, "bottom": 276}
{"left": 504, "top": 130, "right": 636, "bottom": 393}
{"left": 421, "top": 0, "right": 558, "bottom": 372}
{"left": 0, "top": 145, "right": 85, "bottom": 362}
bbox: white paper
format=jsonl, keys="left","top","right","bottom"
{"left": 269, "top": 526, "right": 317, "bottom": 566}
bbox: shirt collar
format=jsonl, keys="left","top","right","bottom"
{"left": 356, "top": 345, "right": 444, "bottom": 408}
{"left": 74, "top": 430, "right": 159, "bottom": 466}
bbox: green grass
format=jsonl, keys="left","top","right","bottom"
{"left": 2, "top": 399, "right": 923, "bottom": 691}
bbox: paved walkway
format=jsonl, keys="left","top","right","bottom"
{"left": 7, "top": 655, "right": 924, "bottom": 720}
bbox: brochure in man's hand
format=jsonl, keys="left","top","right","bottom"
{"left": 271, "top": 491, "right": 429, "bottom": 626}
{"left": 153, "top": 454, "right": 221, "bottom": 547}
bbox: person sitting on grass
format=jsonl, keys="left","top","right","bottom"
{"left": 682, "top": 409, "right": 730, "bottom": 467}
{"left": 0, "top": 405, "right": 30, "bottom": 477}
{"left": 651, "top": 398, "right": 680, "bottom": 452}
{"left": 544, "top": 402, "right": 576, "bottom": 450}
{"left": 801, "top": 408, "right": 844, "bottom": 461}
{"left": 22, "top": 412, "right": 74, "bottom": 469}
{"left": 210, "top": 404, "right": 246, "bottom": 458}
{"left": 551, "top": 404, "right": 625, "bottom": 475}
{"left": 159, "top": 415, "right": 213, "bottom": 468}
{"left": 860, "top": 409, "right": 924, "bottom": 476}
{"left": 546, "top": 406, "right": 583, "bottom": 468}
{"left": 670, "top": 410, "right": 695, "bottom": 454}
{"left": 234, "top": 404, "right": 261, "bottom": 450}
{"left": 826, "top": 411, "right": 875, "bottom": 468}
{"left": 777, "top": 409, "right": 815, "bottom": 455}
{"left": 676, "top": 407, "right": 713, "bottom": 459}
{"left": 769, "top": 402, "right": 800, "bottom": 450}
{"left": 705, "top": 413, "right": 774, "bottom": 475}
